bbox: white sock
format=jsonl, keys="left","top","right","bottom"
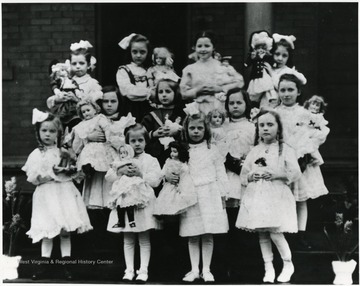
{"left": 270, "top": 233, "right": 291, "bottom": 260}
{"left": 259, "top": 233, "right": 274, "bottom": 264}
{"left": 138, "top": 231, "right": 151, "bottom": 272}
{"left": 124, "top": 232, "right": 135, "bottom": 271}
{"left": 41, "top": 238, "right": 53, "bottom": 258}
{"left": 60, "top": 232, "right": 71, "bottom": 257}
{"left": 188, "top": 236, "right": 200, "bottom": 273}
{"left": 296, "top": 201, "right": 308, "bottom": 231}
{"left": 201, "top": 234, "right": 214, "bottom": 273}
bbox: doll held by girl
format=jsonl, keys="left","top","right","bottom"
{"left": 153, "top": 141, "right": 197, "bottom": 216}
{"left": 106, "top": 144, "right": 154, "bottom": 228}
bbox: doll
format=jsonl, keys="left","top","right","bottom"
{"left": 207, "top": 108, "right": 228, "bottom": 160}
{"left": 153, "top": 141, "right": 197, "bottom": 216}
{"left": 106, "top": 144, "right": 154, "bottom": 228}
{"left": 157, "top": 114, "right": 182, "bottom": 149}
{"left": 245, "top": 31, "right": 277, "bottom": 107}
{"left": 48, "top": 61, "right": 80, "bottom": 127}
{"left": 147, "top": 47, "right": 180, "bottom": 87}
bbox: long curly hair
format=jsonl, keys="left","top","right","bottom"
{"left": 181, "top": 112, "right": 211, "bottom": 148}
{"left": 76, "top": 98, "right": 101, "bottom": 119}
{"left": 253, "top": 108, "right": 284, "bottom": 156}
{"left": 168, "top": 141, "right": 189, "bottom": 163}
{"left": 34, "top": 113, "right": 63, "bottom": 150}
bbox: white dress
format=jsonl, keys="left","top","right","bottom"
{"left": 224, "top": 118, "right": 256, "bottom": 203}
{"left": 72, "top": 114, "right": 118, "bottom": 172}
{"left": 106, "top": 159, "right": 154, "bottom": 208}
{"left": 180, "top": 58, "right": 243, "bottom": 115}
{"left": 210, "top": 126, "right": 228, "bottom": 161}
{"left": 107, "top": 153, "right": 162, "bottom": 233}
{"left": 153, "top": 159, "right": 197, "bottom": 216}
{"left": 72, "top": 74, "right": 103, "bottom": 102}
{"left": 179, "top": 142, "right": 229, "bottom": 237}
{"left": 22, "top": 147, "right": 92, "bottom": 243}
{"left": 276, "top": 104, "right": 329, "bottom": 201}
{"left": 236, "top": 142, "right": 301, "bottom": 233}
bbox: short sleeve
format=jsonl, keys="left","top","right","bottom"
{"left": 142, "top": 155, "right": 162, "bottom": 188}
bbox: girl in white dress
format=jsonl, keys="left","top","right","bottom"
{"left": 177, "top": 111, "right": 229, "bottom": 283}
{"left": 107, "top": 123, "right": 162, "bottom": 283}
{"left": 236, "top": 109, "right": 301, "bottom": 283}
{"left": 275, "top": 74, "right": 329, "bottom": 249}
{"left": 180, "top": 31, "right": 244, "bottom": 115}
{"left": 106, "top": 144, "right": 154, "bottom": 228}
{"left": 23, "top": 109, "right": 92, "bottom": 280}
{"left": 153, "top": 141, "right": 197, "bottom": 216}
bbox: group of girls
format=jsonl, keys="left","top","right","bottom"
{"left": 22, "top": 30, "right": 329, "bottom": 283}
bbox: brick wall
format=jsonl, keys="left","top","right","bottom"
{"left": 2, "top": 3, "right": 96, "bottom": 161}
{"left": 188, "top": 3, "right": 246, "bottom": 73}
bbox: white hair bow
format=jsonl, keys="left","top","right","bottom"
{"left": 272, "top": 33, "right": 296, "bottom": 49}
{"left": 288, "top": 67, "right": 307, "bottom": 85}
{"left": 32, "top": 108, "right": 49, "bottom": 125}
{"left": 70, "top": 40, "right": 93, "bottom": 52}
{"left": 183, "top": 102, "right": 200, "bottom": 116}
{"left": 251, "top": 31, "right": 273, "bottom": 51}
{"left": 118, "top": 33, "right": 137, "bottom": 50}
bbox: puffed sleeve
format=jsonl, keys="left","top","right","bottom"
{"left": 76, "top": 78, "right": 103, "bottom": 102}
{"left": 142, "top": 155, "right": 162, "bottom": 188}
{"left": 97, "top": 114, "right": 111, "bottom": 140}
{"left": 105, "top": 166, "right": 118, "bottom": 183}
{"left": 21, "top": 149, "right": 54, "bottom": 185}
{"left": 116, "top": 67, "right": 151, "bottom": 101}
{"left": 179, "top": 66, "right": 197, "bottom": 100}
{"left": 219, "top": 65, "right": 245, "bottom": 92}
{"left": 282, "top": 144, "right": 302, "bottom": 184}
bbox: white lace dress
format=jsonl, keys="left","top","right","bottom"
{"left": 276, "top": 104, "right": 329, "bottom": 201}
{"left": 22, "top": 147, "right": 92, "bottom": 243}
{"left": 153, "top": 159, "right": 197, "bottom": 216}
{"left": 107, "top": 153, "right": 163, "bottom": 233}
{"left": 236, "top": 142, "right": 301, "bottom": 233}
{"left": 179, "top": 142, "right": 229, "bottom": 237}
{"left": 72, "top": 114, "right": 118, "bottom": 172}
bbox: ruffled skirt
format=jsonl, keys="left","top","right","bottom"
{"left": 77, "top": 143, "right": 118, "bottom": 172}
{"left": 110, "top": 176, "right": 154, "bottom": 208}
{"left": 153, "top": 180, "right": 197, "bottom": 216}
{"left": 236, "top": 180, "right": 297, "bottom": 233}
{"left": 292, "top": 164, "right": 329, "bottom": 202}
{"left": 27, "top": 181, "right": 93, "bottom": 243}
{"left": 247, "top": 71, "right": 275, "bottom": 102}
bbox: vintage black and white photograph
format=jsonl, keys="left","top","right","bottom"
{"left": 2, "top": 1, "right": 359, "bottom": 284}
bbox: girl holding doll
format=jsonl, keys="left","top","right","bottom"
{"left": 236, "top": 109, "right": 301, "bottom": 283}
{"left": 47, "top": 40, "right": 103, "bottom": 130}
{"left": 23, "top": 109, "right": 92, "bottom": 280}
{"left": 67, "top": 99, "right": 118, "bottom": 209}
{"left": 116, "top": 33, "right": 153, "bottom": 122}
{"left": 142, "top": 78, "right": 185, "bottom": 167}
{"left": 107, "top": 123, "right": 162, "bottom": 283}
{"left": 180, "top": 30, "right": 243, "bottom": 115}
{"left": 176, "top": 110, "right": 229, "bottom": 283}
{"left": 275, "top": 73, "right": 329, "bottom": 249}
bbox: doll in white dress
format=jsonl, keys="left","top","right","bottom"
{"left": 23, "top": 109, "right": 92, "bottom": 280}
{"left": 106, "top": 144, "right": 154, "bottom": 228}
{"left": 206, "top": 108, "right": 228, "bottom": 160}
{"left": 153, "top": 141, "right": 197, "bottom": 216}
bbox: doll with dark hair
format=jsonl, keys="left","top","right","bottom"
{"left": 153, "top": 141, "right": 197, "bottom": 217}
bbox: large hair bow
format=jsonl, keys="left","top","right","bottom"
{"left": 251, "top": 31, "right": 273, "bottom": 51}
{"left": 272, "top": 33, "right": 296, "bottom": 49}
{"left": 287, "top": 67, "right": 307, "bottom": 85}
{"left": 183, "top": 102, "right": 200, "bottom": 116}
{"left": 32, "top": 108, "right": 49, "bottom": 125}
{"left": 70, "top": 40, "right": 93, "bottom": 52}
{"left": 118, "top": 33, "right": 137, "bottom": 50}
